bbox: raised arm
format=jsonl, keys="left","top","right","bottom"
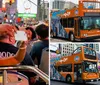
{"left": 0, "top": 41, "right": 26, "bottom": 66}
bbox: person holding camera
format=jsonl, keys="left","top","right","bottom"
{"left": 0, "top": 24, "right": 34, "bottom": 66}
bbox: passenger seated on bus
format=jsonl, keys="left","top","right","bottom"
{"left": 88, "top": 4, "right": 94, "bottom": 9}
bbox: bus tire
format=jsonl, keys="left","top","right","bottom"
{"left": 69, "top": 33, "right": 75, "bottom": 42}
{"left": 66, "top": 75, "right": 72, "bottom": 83}
{"left": 51, "top": 30, "right": 54, "bottom": 38}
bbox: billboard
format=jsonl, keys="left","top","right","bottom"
{"left": 17, "top": 0, "right": 37, "bottom": 14}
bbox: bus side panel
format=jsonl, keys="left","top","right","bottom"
{"left": 51, "top": 10, "right": 69, "bottom": 38}
{"left": 50, "top": 64, "right": 66, "bottom": 81}
{"left": 51, "top": 18, "right": 68, "bottom": 38}
{"left": 60, "top": 72, "right": 74, "bottom": 82}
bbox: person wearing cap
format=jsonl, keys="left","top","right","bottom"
{"left": 88, "top": 4, "right": 94, "bottom": 9}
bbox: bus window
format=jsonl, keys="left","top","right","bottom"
{"left": 73, "top": 47, "right": 81, "bottom": 54}
{"left": 80, "top": 17, "right": 100, "bottom": 30}
{"left": 60, "top": 18, "right": 68, "bottom": 28}
{"left": 58, "top": 66, "right": 63, "bottom": 72}
{"left": 96, "top": 19, "right": 100, "bottom": 28}
{"left": 84, "top": 48, "right": 96, "bottom": 59}
{"left": 83, "top": 61, "right": 98, "bottom": 73}
{"left": 57, "top": 64, "right": 72, "bottom": 72}
{"left": 63, "top": 64, "right": 72, "bottom": 72}
{"left": 68, "top": 18, "right": 74, "bottom": 28}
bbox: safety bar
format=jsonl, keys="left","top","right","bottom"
{"left": 0, "top": 65, "right": 49, "bottom": 84}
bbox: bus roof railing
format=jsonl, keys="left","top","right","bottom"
{"left": 0, "top": 65, "right": 49, "bottom": 84}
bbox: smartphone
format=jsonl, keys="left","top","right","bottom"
{"left": 15, "top": 31, "right": 27, "bottom": 41}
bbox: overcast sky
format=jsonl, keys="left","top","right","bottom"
{"left": 17, "top": 0, "right": 49, "bottom": 14}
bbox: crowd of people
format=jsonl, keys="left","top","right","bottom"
{"left": 0, "top": 22, "right": 49, "bottom": 85}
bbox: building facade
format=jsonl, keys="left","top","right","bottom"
{"left": 0, "top": 0, "right": 2, "bottom": 8}
{"left": 41, "top": 1, "right": 49, "bottom": 20}
{"left": 52, "top": 0, "right": 65, "bottom": 9}
{"left": 52, "top": 0, "right": 77, "bottom": 9}
{"left": 60, "top": 43, "right": 74, "bottom": 56}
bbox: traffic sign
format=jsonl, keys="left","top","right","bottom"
{"left": 17, "top": 13, "right": 36, "bottom": 18}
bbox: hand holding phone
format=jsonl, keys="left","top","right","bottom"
{"left": 15, "top": 31, "right": 27, "bottom": 41}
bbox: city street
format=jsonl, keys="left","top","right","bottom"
{"left": 51, "top": 80, "right": 100, "bottom": 85}
{"left": 50, "top": 37, "right": 70, "bottom": 42}
{"left": 50, "top": 37, "right": 100, "bottom": 42}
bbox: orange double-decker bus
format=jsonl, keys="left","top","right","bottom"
{"left": 51, "top": 0, "right": 100, "bottom": 41}
{"left": 54, "top": 46, "right": 99, "bottom": 83}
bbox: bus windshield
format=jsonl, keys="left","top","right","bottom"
{"left": 84, "top": 47, "right": 96, "bottom": 60}
{"left": 80, "top": 17, "right": 100, "bottom": 30}
{"left": 83, "top": 61, "right": 98, "bottom": 73}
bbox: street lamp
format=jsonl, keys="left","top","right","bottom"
{"left": 27, "top": 0, "right": 42, "bottom": 20}
{"left": 24, "top": 0, "right": 46, "bottom": 21}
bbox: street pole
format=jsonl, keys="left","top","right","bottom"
{"left": 42, "top": 0, "right": 45, "bottom": 21}
{"left": 37, "top": 0, "right": 41, "bottom": 20}
{"left": 28, "top": 0, "right": 39, "bottom": 20}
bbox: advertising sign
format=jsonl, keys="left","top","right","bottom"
{"left": 17, "top": 0, "right": 37, "bottom": 14}
{"left": 17, "top": 13, "right": 36, "bottom": 18}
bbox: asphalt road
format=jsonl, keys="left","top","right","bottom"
{"left": 50, "top": 37, "right": 100, "bottom": 42}
{"left": 50, "top": 80, "right": 100, "bottom": 85}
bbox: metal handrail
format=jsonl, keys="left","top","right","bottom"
{"left": 0, "top": 65, "right": 49, "bottom": 84}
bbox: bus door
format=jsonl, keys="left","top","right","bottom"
{"left": 74, "top": 18, "right": 80, "bottom": 38}
{"left": 74, "top": 64, "right": 82, "bottom": 81}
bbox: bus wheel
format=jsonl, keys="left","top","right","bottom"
{"left": 51, "top": 31, "right": 54, "bottom": 38}
{"left": 66, "top": 75, "right": 72, "bottom": 83}
{"left": 69, "top": 33, "right": 75, "bottom": 41}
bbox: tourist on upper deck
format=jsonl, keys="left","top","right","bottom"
{"left": 88, "top": 4, "right": 94, "bottom": 9}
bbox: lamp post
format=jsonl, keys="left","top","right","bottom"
{"left": 42, "top": 0, "right": 45, "bottom": 21}
{"left": 37, "top": 0, "right": 41, "bottom": 20}
{"left": 28, "top": 0, "right": 41, "bottom": 20}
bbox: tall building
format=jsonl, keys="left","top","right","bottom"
{"left": 0, "top": 0, "right": 2, "bottom": 8}
{"left": 5, "top": 0, "right": 17, "bottom": 15}
{"left": 41, "top": 1, "right": 49, "bottom": 20}
{"left": 61, "top": 43, "right": 74, "bottom": 56}
{"left": 52, "top": 0, "right": 65, "bottom": 9}
{"left": 52, "top": 0, "right": 78, "bottom": 9}
{"left": 64, "top": 1, "right": 78, "bottom": 9}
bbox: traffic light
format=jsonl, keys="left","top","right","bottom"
{"left": 9, "top": 0, "right": 15, "bottom": 5}
{"left": 9, "top": 0, "right": 12, "bottom": 5}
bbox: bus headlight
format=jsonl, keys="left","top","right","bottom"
{"left": 83, "top": 34, "right": 88, "bottom": 37}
